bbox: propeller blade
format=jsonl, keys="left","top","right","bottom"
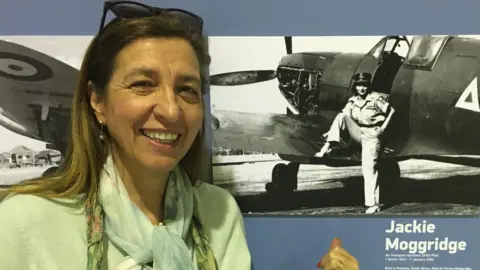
{"left": 209, "top": 70, "right": 276, "bottom": 86}
{"left": 285, "top": 36, "right": 292, "bottom": 54}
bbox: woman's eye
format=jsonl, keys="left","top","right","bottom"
{"left": 178, "top": 86, "right": 198, "bottom": 94}
{"left": 130, "top": 81, "right": 154, "bottom": 88}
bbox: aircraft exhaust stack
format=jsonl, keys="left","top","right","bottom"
{"left": 209, "top": 70, "right": 276, "bottom": 86}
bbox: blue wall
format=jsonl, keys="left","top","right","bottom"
{"left": 2, "top": 0, "right": 480, "bottom": 269}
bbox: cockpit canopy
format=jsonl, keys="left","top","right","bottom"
{"left": 404, "top": 35, "right": 453, "bottom": 71}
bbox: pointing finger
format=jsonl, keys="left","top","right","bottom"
{"left": 330, "top": 237, "right": 342, "bottom": 249}
{"left": 317, "top": 238, "right": 343, "bottom": 268}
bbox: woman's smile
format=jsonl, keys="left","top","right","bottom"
{"left": 140, "top": 128, "right": 182, "bottom": 150}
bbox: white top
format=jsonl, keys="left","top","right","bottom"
{"left": 0, "top": 182, "right": 251, "bottom": 270}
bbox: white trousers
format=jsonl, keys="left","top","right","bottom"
{"left": 325, "top": 113, "right": 381, "bottom": 207}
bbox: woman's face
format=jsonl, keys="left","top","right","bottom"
{"left": 91, "top": 37, "right": 203, "bottom": 173}
{"left": 356, "top": 83, "right": 369, "bottom": 97}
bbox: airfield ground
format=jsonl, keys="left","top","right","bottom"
{"left": 1, "top": 158, "right": 479, "bottom": 216}
{"left": 213, "top": 156, "right": 480, "bottom": 216}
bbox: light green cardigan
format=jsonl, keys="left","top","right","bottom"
{"left": 0, "top": 182, "right": 251, "bottom": 270}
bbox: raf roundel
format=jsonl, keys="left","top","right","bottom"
{"left": 0, "top": 52, "right": 53, "bottom": 81}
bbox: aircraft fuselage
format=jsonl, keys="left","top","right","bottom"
{"left": 387, "top": 36, "right": 480, "bottom": 157}
{"left": 276, "top": 36, "right": 480, "bottom": 161}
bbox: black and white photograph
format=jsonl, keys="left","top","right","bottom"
{"left": 0, "top": 36, "right": 92, "bottom": 186}
{"left": 2, "top": 35, "right": 480, "bottom": 217}
{"left": 208, "top": 35, "right": 480, "bottom": 216}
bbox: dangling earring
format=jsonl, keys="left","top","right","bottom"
{"left": 99, "top": 120, "right": 105, "bottom": 140}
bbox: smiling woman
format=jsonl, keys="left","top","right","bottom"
{"left": 0, "top": 1, "right": 251, "bottom": 270}
{"left": 91, "top": 37, "right": 205, "bottom": 181}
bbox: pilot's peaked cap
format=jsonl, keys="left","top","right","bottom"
{"left": 352, "top": 72, "right": 372, "bottom": 83}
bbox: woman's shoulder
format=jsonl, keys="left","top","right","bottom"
{"left": 193, "top": 182, "right": 240, "bottom": 219}
{"left": 193, "top": 181, "right": 233, "bottom": 200}
{"left": 0, "top": 194, "right": 88, "bottom": 268}
{"left": 0, "top": 193, "right": 85, "bottom": 227}
{"left": 0, "top": 192, "right": 83, "bottom": 209}
{"left": 193, "top": 182, "right": 252, "bottom": 269}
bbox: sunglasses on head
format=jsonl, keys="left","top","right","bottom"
{"left": 98, "top": 0, "right": 203, "bottom": 33}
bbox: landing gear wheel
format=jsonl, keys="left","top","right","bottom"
{"left": 286, "top": 162, "right": 299, "bottom": 191}
{"left": 377, "top": 159, "right": 401, "bottom": 207}
{"left": 265, "top": 163, "right": 287, "bottom": 194}
{"left": 265, "top": 162, "right": 299, "bottom": 194}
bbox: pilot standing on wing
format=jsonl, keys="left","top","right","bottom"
{"left": 315, "top": 72, "right": 395, "bottom": 214}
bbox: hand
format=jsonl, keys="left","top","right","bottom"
{"left": 376, "top": 127, "right": 385, "bottom": 136}
{"left": 317, "top": 238, "right": 359, "bottom": 270}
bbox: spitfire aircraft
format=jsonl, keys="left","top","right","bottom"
{"left": 0, "top": 39, "right": 75, "bottom": 175}
{"left": 0, "top": 36, "right": 479, "bottom": 204}
{"left": 209, "top": 35, "right": 480, "bottom": 203}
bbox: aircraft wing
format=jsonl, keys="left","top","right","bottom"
{"left": 0, "top": 39, "right": 78, "bottom": 141}
{"left": 211, "top": 109, "right": 335, "bottom": 156}
{"left": 0, "top": 88, "right": 39, "bottom": 139}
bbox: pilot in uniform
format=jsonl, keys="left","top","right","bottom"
{"left": 315, "top": 72, "right": 395, "bottom": 214}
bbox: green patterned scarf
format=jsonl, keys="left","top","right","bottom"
{"left": 85, "top": 155, "right": 218, "bottom": 270}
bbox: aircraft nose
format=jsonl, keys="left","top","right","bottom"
{"left": 279, "top": 53, "right": 327, "bottom": 70}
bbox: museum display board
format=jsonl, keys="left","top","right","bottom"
{"left": 0, "top": 0, "right": 478, "bottom": 269}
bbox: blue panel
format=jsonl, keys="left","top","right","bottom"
{"left": 244, "top": 217, "right": 480, "bottom": 269}
{"left": 0, "top": 0, "right": 479, "bottom": 35}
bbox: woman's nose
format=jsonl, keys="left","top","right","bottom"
{"left": 152, "top": 88, "right": 182, "bottom": 123}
